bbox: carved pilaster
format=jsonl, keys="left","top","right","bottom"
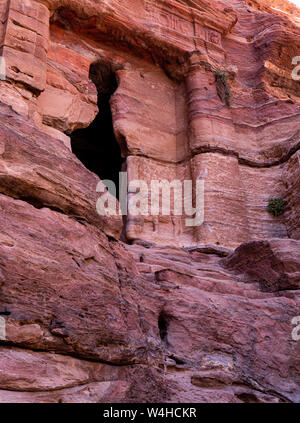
{"left": 0, "top": 0, "right": 49, "bottom": 94}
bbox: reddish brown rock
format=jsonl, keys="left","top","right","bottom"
{"left": 222, "top": 239, "right": 300, "bottom": 292}
{"left": 0, "top": 0, "right": 299, "bottom": 404}
{"left": 0, "top": 102, "right": 122, "bottom": 239}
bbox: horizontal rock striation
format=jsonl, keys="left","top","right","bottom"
{"left": 0, "top": 0, "right": 299, "bottom": 403}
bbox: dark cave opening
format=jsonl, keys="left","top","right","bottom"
{"left": 158, "top": 311, "right": 169, "bottom": 345}
{"left": 70, "top": 61, "right": 123, "bottom": 198}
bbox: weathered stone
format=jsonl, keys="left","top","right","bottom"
{"left": 222, "top": 239, "right": 300, "bottom": 292}
{"left": 0, "top": 0, "right": 299, "bottom": 404}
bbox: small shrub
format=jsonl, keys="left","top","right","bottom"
{"left": 267, "top": 197, "right": 286, "bottom": 217}
{"left": 214, "top": 71, "right": 231, "bottom": 107}
{"left": 215, "top": 70, "right": 228, "bottom": 82}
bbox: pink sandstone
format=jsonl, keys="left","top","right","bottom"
{"left": 0, "top": 0, "right": 299, "bottom": 403}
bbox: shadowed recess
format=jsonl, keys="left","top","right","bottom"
{"left": 70, "top": 61, "right": 123, "bottom": 197}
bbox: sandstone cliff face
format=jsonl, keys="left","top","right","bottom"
{"left": 0, "top": 0, "right": 299, "bottom": 403}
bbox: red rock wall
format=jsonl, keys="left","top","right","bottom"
{"left": 0, "top": 0, "right": 299, "bottom": 403}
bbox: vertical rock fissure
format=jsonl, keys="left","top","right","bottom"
{"left": 158, "top": 311, "right": 169, "bottom": 346}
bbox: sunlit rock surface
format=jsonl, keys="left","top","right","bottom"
{"left": 0, "top": 0, "right": 299, "bottom": 402}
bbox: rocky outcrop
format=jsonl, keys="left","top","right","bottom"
{"left": 222, "top": 239, "right": 300, "bottom": 291}
{"left": 0, "top": 102, "right": 122, "bottom": 239}
{"left": 1, "top": 177, "right": 299, "bottom": 401}
{"left": 0, "top": 0, "right": 299, "bottom": 403}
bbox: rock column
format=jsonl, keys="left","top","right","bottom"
{"left": 185, "top": 52, "right": 250, "bottom": 247}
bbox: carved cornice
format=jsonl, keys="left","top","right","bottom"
{"left": 35, "top": 0, "right": 237, "bottom": 61}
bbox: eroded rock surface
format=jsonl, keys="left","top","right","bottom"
{"left": 0, "top": 0, "right": 299, "bottom": 403}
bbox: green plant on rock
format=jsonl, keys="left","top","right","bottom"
{"left": 267, "top": 197, "right": 286, "bottom": 217}
{"left": 214, "top": 70, "right": 231, "bottom": 107}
